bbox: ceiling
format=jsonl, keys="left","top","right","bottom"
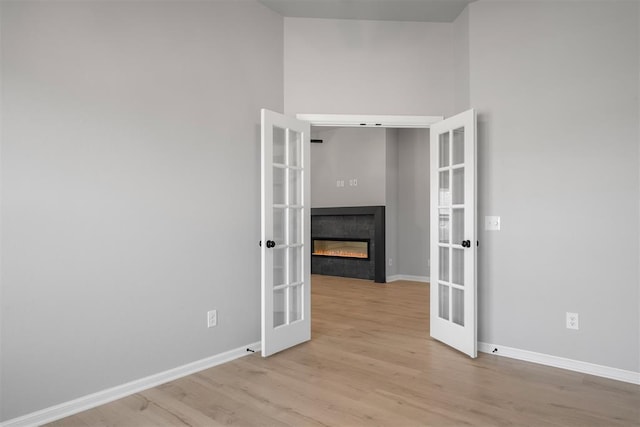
{"left": 258, "top": 0, "right": 475, "bottom": 23}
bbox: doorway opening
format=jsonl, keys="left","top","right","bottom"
{"left": 261, "top": 109, "right": 477, "bottom": 358}
{"left": 305, "top": 119, "right": 434, "bottom": 344}
{"left": 306, "top": 121, "right": 433, "bottom": 284}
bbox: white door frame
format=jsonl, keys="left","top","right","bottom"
{"left": 296, "top": 114, "right": 443, "bottom": 128}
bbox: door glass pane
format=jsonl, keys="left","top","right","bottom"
{"left": 289, "top": 208, "right": 302, "bottom": 245}
{"left": 452, "top": 288, "right": 464, "bottom": 326}
{"left": 290, "top": 284, "right": 302, "bottom": 322}
{"left": 439, "top": 284, "right": 450, "bottom": 320}
{"left": 452, "top": 208, "right": 464, "bottom": 245}
{"left": 452, "top": 167, "right": 464, "bottom": 205}
{"left": 273, "top": 288, "right": 286, "bottom": 327}
{"left": 439, "top": 246, "right": 449, "bottom": 282}
{"left": 273, "top": 166, "right": 286, "bottom": 205}
{"left": 289, "top": 169, "right": 302, "bottom": 206}
{"left": 452, "top": 248, "right": 464, "bottom": 286}
{"left": 452, "top": 127, "right": 465, "bottom": 165}
{"left": 273, "top": 248, "right": 286, "bottom": 286}
{"left": 273, "top": 126, "right": 286, "bottom": 164}
{"left": 438, "top": 171, "right": 450, "bottom": 206}
{"left": 289, "top": 247, "right": 302, "bottom": 284}
{"left": 273, "top": 207, "right": 285, "bottom": 244}
{"left": 439, "top": 132, "right": 450, "bottom": 167}
{"left": 438, "top": 209, "right": 450, "bottom": 243}
{"left": 288, "top": 129, "right": 301, "bottom": 168}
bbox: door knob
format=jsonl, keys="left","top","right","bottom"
{"left": 266, "top": 240, "right": 276, "bottom": 248}
{"left": 461, "top": 240, "right": 471, "bottom": 248}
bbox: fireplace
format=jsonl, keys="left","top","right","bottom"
{"left": 311, "top": 206, "right": 385, "bottom": 283}
{"left": 312, "top": 238, "right": 370, "bottom": 260}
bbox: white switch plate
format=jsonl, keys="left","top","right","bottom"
{"left": 485, "top": 216, "right": 501, "bottom": 231}
{"left": 336, "top": 180, "right": 345, "bottom": 188}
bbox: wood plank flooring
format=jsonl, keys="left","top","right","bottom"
{"left": 49, "top": 275, "right": 640, "bottom": 426}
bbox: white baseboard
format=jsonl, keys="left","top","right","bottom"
{"left": 386, "top": 274, "right": 430, "bottom": 283}
{"left": 1, "top": 341, "right": 262, "bottom": 427}
{"left": 478, "top": 342, "right": 640, "bottom": 385}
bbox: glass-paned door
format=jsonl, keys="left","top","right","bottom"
{"left": 430, "top": 109, "right": 477, "bottom": 358}
{"left": 261, "top": 109, "right": 311, "bottom": 357}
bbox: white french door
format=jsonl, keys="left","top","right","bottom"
{"left": 429, "top": 109, "right": 477, "bottom": 358}
{"left": 261, "top": 109, "right": 311, "bottom": 357}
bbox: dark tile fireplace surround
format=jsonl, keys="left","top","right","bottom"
{"left": 311, "top": 206, "right": 385, "bottom": 283}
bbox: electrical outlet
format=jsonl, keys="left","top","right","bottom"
{"left": 336, "top": 180, "right": 345, "bottom": 188}
{"left": 566, "top": 312, "right": 579, "bottom": 330}
{"left": 388, "top": 258, "right": 393, "bottom": 266}
{"left": 207, "top": 309, "right": 217, "bottom": 328}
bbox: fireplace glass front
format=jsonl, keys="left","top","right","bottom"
{"left": 312, "top": 238, "right": 369, "bottom": 260}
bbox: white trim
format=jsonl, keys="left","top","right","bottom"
{"left": 296, "top": 113, "right": 443, "bottom": 128}
{"left": 478, "top": 342, "right": 640, "bottom": 385}
{"left": 386, "top": 274, "right": 430, "bottom": 283}
{"left": 1, "top": 341, "right": 262, "bottom": 427}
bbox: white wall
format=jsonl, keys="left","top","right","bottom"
{"left": 468, "top": 1, "right": 640, "bottom": 372}
{"left": 284, "top": 17, "right": 456, "bottom": 116}
{"left": 0, "top": 0, "right": 283, "bottom": 421}
{"left": 309, "top": 127, "right": 387, "bottom": 207}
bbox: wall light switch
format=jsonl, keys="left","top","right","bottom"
{"left": 485, "top": 216, "right": 501, "bottom": 231}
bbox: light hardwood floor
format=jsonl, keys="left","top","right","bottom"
{"left": 49, "top": 275, "right": 640, "bottom": 426}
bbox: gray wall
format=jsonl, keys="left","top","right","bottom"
{"left": 0, "top": 3, "right": 3, "bottom": 416}
{"left": 0, "top": 0, "right": 283, "bottom": 421}
{"left": 284, "top": 17, "right": 456, "bottom": 116}
{"left": 385, "top": 129, "right": 399, "bottom": 277}
{"left": 452, "top": 5, "right": 470, "bottom": 112}
{"left": 309, "top": 127, "right": 387, "bottom": 207}
{"left": 468, "top": 1, "right": 640, "bottom": 371}
{"left": 397, "top": 129, "right": 430, "bottom": 278}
